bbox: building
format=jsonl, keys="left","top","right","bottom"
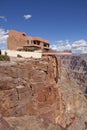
{"left": 7, "top": 30, "right": 50, "bottom": 52}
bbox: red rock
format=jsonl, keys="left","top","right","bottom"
{"left": 0, "top": 56, "right": 87, "bottom": 130}
{"left": 0, "top": 114, "right": 13, "bottom": 130}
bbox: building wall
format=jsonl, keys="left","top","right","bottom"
{"left": 7, "top": 30, "right": 27, "bottom": 50}
{"left": 7, "top": 30, "right": 50, "bottom": 50}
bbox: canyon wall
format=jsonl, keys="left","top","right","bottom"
{"left": 0, "top": 56, "right": 65, "bottom": 130}
{"left": 59, "top": 55, "right": 87, "bottom": 130}
{"left": 0, "top": 55, "right": 87, "bottom": 130}
{"left": 61, "top": 55, "right": 87, "bottom": 94}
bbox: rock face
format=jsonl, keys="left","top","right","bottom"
{"left": 61, "top": 55, "right": 87, "bottom": 95}
{"left": 0, "top": 56, "right": 65, "bottom": 129}
{"left": 0, "top": 55, "right": 87, "bottom": 130}
{"left": 60, "top": 55, "right": 87, "bottom": 130}
{"left": 5, "top": 116, "right": 65, "bottom": 130}
{"left": 0, "top": 114, "right": 13, "bottom": 130}
{"left": 0, "top": 56, "right": 61, "bottom": 118}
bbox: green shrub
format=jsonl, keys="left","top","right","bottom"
{"left": 0, "top": 54, "right": 10, "bottom": 61}
{"left": 5, "top": 51, "right": 7, "bottom": 56}
{"left": 17, "top": 54, "right": 22, "bottom": 58}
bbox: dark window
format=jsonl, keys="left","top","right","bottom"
{"left": 34, "top": 41, "right": 36, "bottom": 44}
{"left": 44, "top": 43, "right": 47, "bottom": 47}
{"left": 37, "top": 41, "right": 40, "bottom": 45}
{"left": 34, "top": 41, "right": 40, "bottom": 45}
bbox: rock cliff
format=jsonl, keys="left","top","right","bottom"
{"left": 0, "top": 56, "right": 65, "bottom": 130}
{"left": 61, "top": 55, "right": 87, "bottom": 95}
{"left": 0, "top": 114, "right": 13, "bottom": 130}
{"left": 0, "top": 55, "right": 87, "bottom": 130}
{"left": 61, "top": 55, "right": 87, "bottom": 130}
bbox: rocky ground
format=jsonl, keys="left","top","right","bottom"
{"left": 0, "top": 55, "right": 87, "bottom": 130}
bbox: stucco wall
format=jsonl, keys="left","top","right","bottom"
{"left": 1, "top": 50, "right": 42, "bottom": 58}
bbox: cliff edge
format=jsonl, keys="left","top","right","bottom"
{"left": 0, "top": 56, "right": 87, "bottom": 130}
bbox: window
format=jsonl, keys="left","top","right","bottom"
{"left": 27, "top": 40, "right": 29, "bottom": 44}
{"left": 37, "top": 41, "right": 40, "bottom": 45}
{"left": 44, "top": 43, "right": 47, "bottom": 47}
{"left": 34, "top": 40, "right": 40, "bottom": 45}
{"left": 31, "top": 40, "right": 33, "bottom": 44}
{"left": 34, "top": 41, "right": 36, "bottom": 44}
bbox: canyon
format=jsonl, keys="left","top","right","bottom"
{"left": 0, "top": 55, "right": 87, "bottom": 130}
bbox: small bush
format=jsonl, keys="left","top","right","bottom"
{"left": 5, "top": 51, "right": 7, "bottom": 56}
{"left": 0, "top": 54, "right": 10, "bottom": 61}
{"left": 17, "top": 54, "right": 22, "bottom": 58}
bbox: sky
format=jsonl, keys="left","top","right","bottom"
{"left": 0, "top": 0, "right": 87, "bottom": 53}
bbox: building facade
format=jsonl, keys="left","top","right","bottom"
{"left": 7, "top": 30, "right": 50, "bottom": 51}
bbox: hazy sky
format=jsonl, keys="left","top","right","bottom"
{"left": 0, "top": 0, "right": 87, "bottom": 52}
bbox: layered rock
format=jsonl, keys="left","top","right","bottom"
{"left": 60, "top": 55, "right": 87, "bottom": 130}
{"left": 0, "top": 114, "right": 13, "bottom": 130}
{"left": 61, "top": 55, "right": 87, "bottom": 94}
{"left": 0, "top": 56, "right": 65, "bottom": 130}
{"left": 5, "top": 116, "right": 65, "bottom": 130}
{"left": 0, "top": 55, "right": 87, "bottom": 130}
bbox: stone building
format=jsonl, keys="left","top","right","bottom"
{"left": 7, "top": 30, "right": 50, "bottom": 51}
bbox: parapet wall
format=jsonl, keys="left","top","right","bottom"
{"left": 1, "top": 50, "right": 42, "bottom": 58}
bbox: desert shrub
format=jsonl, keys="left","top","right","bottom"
{"left": 0, "top": 53, "right": 10, "bottom": 61}
{"left": 5, "top": 51, "right": 7, "bottom": 56}
{"left": 17, "top": 54, "right": 22, "bottom": 58}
